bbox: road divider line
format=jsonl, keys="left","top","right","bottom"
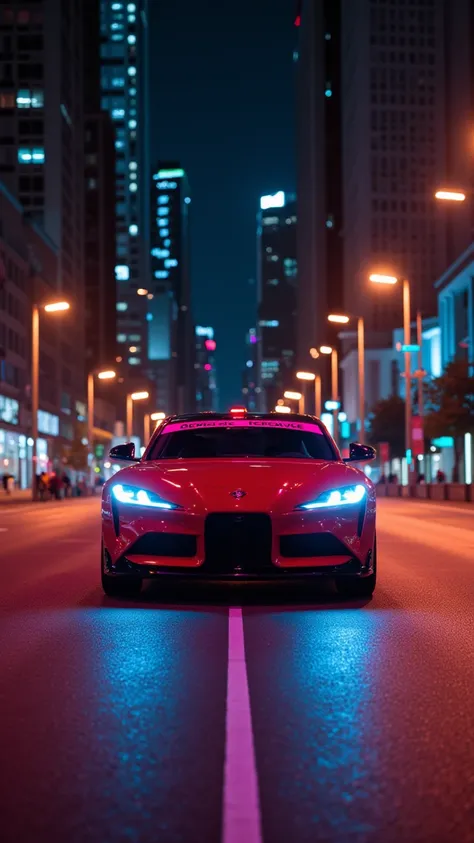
{"left": 223, "top": 607, "right": 262, "bottom": 843}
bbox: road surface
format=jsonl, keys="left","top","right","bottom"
{"left": 0, "top": 496, "right": 474, "bottom": 843}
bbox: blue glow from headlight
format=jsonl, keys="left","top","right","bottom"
{"left": 298, "top": 484, "right": 366, "bottom": 510}
{"left": 112, "top": 483, "right": 177, "bottom": 509}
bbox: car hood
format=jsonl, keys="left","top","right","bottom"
{"left": 109, "top": 459, "right": 371, "bottom": 513}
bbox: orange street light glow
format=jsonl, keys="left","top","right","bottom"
{"left": 319, "top": 345, "right": 333, "bottom": 355}
{"left": 131, "top": 391, "right": 149, "bottom": 401}
{"left": 369, "top": 273, "right": 398, "bottom": 285}
{"left": 97, "top": 370, "right": 116, "bottom": 380}
{"left": 44, "top": 301, "right": 70, "bottom": 313}
{"left": 309, "top": 347, "right": 320, "bottom": 359}
{"left": 150, "top": 412, "right": 166, "bottom": 421}
{"left": 275, "top": 405, "right": 291, "bottom": 414}
{"left": 284, "top": 390, "right": 302, "bottom": 401}
{"left": 328, "top": 313, "right": 350, "bottom": 324}
{"left": 434, "top": 189, "right": 466, "bottom": 202}
{"left": 137, "top": 288, "right": 148, "bottom": 296}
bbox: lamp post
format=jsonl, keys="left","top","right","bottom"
{"left": 319, "top": 346, "right": 339, "bottom": 442}
{"left": 296, "top": 371, "right": 316, "bottom": 414}
{"left": 328, "top": 313, "right": 365, "bottom": 442}
{"left": 126, "top": 391, "right": 149, "bottom": 439}
{"left": 314, "top": 375, "right": 322, "bottom": 418}
{"left": 144, "top": 411, "right": 166, "bottom": 445}
{"left": 31, "top": 300, "right": 70, "bottom": 500}
{"left": 284, "top": 389, "right": 303, "bottom": 413}
{"left": 87, "top": 369, "right": 116, "bottom": 489}
{"left": 369, "top": 273, "right": 413, "bottom": 478}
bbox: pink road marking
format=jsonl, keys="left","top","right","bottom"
{"left": 222, "top": 607, "right": 263, "bottom": 843}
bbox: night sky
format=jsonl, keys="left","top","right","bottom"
{"left": 150, "top": 0, "right": 296, "bottom": 409}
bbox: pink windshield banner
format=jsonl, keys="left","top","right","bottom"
{"left": 162, "top": 419, "right": 323, "bottom": 435}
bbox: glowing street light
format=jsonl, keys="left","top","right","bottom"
{"left": 296, "top": 371, "right": 316, "bottom": 381}
{"left": 127, "top": 391, "right": 150, "bottom": 438}
{"left": 369, "top": 271, "right": 414, "bottom": 476}
{"left": 326, "top": 313, "right": 366, "bottom": 442}
{"left": 328, "top": 313, "right": 350, "bottom": 324}
{"left": 319, "top": 345, "right": 333, "bottom": 355}
{"left": 275, "top": 405, "right": 291, "bottom": 414}
{"left": 284, "top": 390, "right": 302, "bottom": 401}
{"left": 309, "top": 347, "right": 320, "bottom": 359}
{"left": 150, "top": 411, "right": 166, "bottom": 422}
{"left": 31, "top": 300, "right": 71, "bottom": 499}
{"left": 434, "top": 189, "right": 466, "bottom": 202}
{"left": 144, "top": 411, "right": 166, "bottom": 443}
{"left": 87, "top": 369, "right": 117, "bottom": 488}
{"left": 137, "top": 288, "right": 148, "bottom": 296}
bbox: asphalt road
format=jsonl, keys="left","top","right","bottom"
{"left": 1, "top": 496, "right": 474, "bottom": 843}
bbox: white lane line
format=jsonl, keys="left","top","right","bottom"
{"left": 223, "top": 607, "right": 262, "bottom": 843}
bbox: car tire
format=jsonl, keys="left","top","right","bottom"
{"left": 336, "top": 537, "right": 377, "bottom": 599}
{"left": 101, "top": 542, "right": 142, "bottom": 598}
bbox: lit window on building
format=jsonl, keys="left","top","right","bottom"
{"left": 128, "top": 14, "right": 136, "bottom": 22}
{"left": 154, "top": 270, "right": 169, "bottom": 279}
{"left": 160, "top": 228, "right": 169, "bottom": 237}
{"left": 128, "top": 34, "right": 136, "bottom": 44}
{"left": 157, "top": 207, "right": 169, "bottom": 216}
{"left": 115, "top": 265, "right": 130, "bottom": 281}
{"left": 112, "top": 3, "right": 123, "bottom": 9}
{"left": 151, "top": 247, "right": 170, "bottom": 259}
{"left": 128, "top": 334, "right": 141, "bottom": 342}
{"left": 129, "top": 224, "right": 138, "bottom": 235}
{"left": 117, "top": 302, "right": 128, "bottom": 311}
{"left": 18, "top": 147, "right": 44, "bottom": 164}
{"left": 164, "top": 258, "right": 178, "bottom": 268}
{"left": 129, "top": 183, "right": 138, "bottom": 192}
{"left": 16, "top": 89, "right": 43, "bottom": 109}
{"left": 127, "top": 2, "right": 136, "bottom": 9}
{"left": 129, "top": 173, "right": 137, "bottom": 181}
{"left": 128, "top": 119, "right": 137, "bottom": 129}
{"left": 128, "top": 357, "right": 140, "bottom": 365}
{"left": 112, "top": 108, "right": 125, "bottom": 119}
{"left": 184, "top": 197, "right": 191, "bottom": 204}
{"left": 128, "top": 66, "right": 137, "bottom": 76}
{"left": 158, "top": 195, "right": 169, "bottom": 205}
{"left": 163, "top": 238, "right": 171, "bottom": 247}
{"left": 157, "top": 219, "right": 167, "bottom": 228}
{"left": 112, "top": 77, "right": 125, "bottom": 87}
{"left": 129, "top": 161, "right": 137, "bottom": 170}
{"left": 262, "top": 216, "right": 279, "bottom": 225}
{"left": 146, "top": 313, "right": 153, "bottom": 321}
{"left": 117, "top": 333, "right": 126, "bottom": 342}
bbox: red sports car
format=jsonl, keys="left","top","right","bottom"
{"left": 101, "top": 411, "right": 377, "bottom": 598}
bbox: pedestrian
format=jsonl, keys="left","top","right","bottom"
{"left": 62, "top": 473, "right": 71, "bottom": 497}
{"left": 2, "top": 472, "right": 10, "bottom": 495}
{"left": 436, "top": 469, "right": 446, "bottom": 483}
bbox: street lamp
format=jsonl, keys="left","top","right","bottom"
{"left": 31, "top": 300, "right": 70, "bottom": 500}
{"left": 296, "top": 372, "right": 316, "bottom": 414}
{"left": 144, "top": 411, "right": 166, "bottom": 444}
{"left": 284, "top": 389, "right": 303, "bottom": 413}
{"left": 434, "top": 189, "right": 466, "bottom": 202}
{"left": 274, "top": 404, "right": 291, "bottom": 414}
{"left": 319, "top": 346, "right": 339, "bottom": 442}
{"left": 369, "top": 272, "right": 413, "bottom": 476}
{"left": 327, "top": 313, "right": 365, "bottom": 442}
{"left": 126, "top": 391, "right": 149, "bottom": 439}
{"left": 87, "top": 369, "right": 116, "bottom": 489}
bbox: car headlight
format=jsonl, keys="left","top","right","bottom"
{"left": 296, "top": 484, "right": 366, "bottom": 510}
{"left": 112, "top": 483, "right": 181, "bottom": 510}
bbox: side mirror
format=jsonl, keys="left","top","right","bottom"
{"left": 344, "top": 442, "right": 376, "bottom": 463}
{"left": 109, "top": 442, "right": 139, "bottom": 462}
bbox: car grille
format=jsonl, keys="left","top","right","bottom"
{"left": 204, "top": 513, "right": 272, "bottom": 574}
{"left": 128, "top": 533, "right": 197, "bottom": 558}
{"left": 279, "top": 532, "right": 352, "bottom": 558}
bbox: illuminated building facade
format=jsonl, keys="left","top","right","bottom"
{"left": 194, "top": 326, "right": 218, "bottom": 411}
{"left": 148, "top": 163, "right": 194, "bottom": 413}
{"left": 99, "top": 0, "right": 150, "bottom": 374}
{"left": 241, "top": 328, "right": 259, "bottom": 411}
{"left": 256, "top": 192, "right": 297, "bottom": 411}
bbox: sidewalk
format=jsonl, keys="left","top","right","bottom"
{"left": 0, "top": 489, "right": 34, "bottom": 505}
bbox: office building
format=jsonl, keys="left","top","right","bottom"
{"left": 257, "top": 191, "right": 297, "bottom": 411}
{"left": 194, "top": 326, "right": 217, "bottom": 412}
{"left": 0, "top": 0, "right": 86, "bottom": 417}
{"left": 99, "top": 0, "right": 151, "bottom": 376}
{"left": 84, "top": 1, "right": 117, "bottom": 372}
{"left": 296, "top": 0, "right": 473, "bottom": 344}
{"left": 241, "top": 328, "right": 259, "bottom": 411}
{"left": 148, "top": 163, "right": 193, "bottom": 413}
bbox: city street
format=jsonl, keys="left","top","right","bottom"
{"left": 1, "top": 497, "right": 474, "bottom": 843}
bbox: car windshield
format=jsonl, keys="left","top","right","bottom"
{"left": 146, "top": 424, "right": 336, "bottom": 461}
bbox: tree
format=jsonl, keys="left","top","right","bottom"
{"left": 424, "top": 360, "right": 474, "bottom": 482}
{"left": 367, "top": 395, "right": 405, "bottom": 459}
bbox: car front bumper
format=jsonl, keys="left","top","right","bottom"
{"left": 102, "top": 493, "right": 376, "bottom": 581}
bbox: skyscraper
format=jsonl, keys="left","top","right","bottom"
{"left": 0, "top": 0, "right": 86, "bottom": 409}
{"left": 149, "top": 163, "right": 193, "bottom": 413}
{"left": 296, "top": 0, "right": 473, "bottom": 342}
{"left": 194, "top": 326, "right": 218, "bottom": 411}
{"left": 256, "top": 191, "right": 297, "bottom": 411}
{"left": 99, "top": 0, "right": 150, "bottom": 375}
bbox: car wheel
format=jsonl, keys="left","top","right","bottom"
{"left": 101, "top": 542, "right": 142, "bottom": 598}
{"left": 336, "top": 537, "right": 377, "bottom": 599}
